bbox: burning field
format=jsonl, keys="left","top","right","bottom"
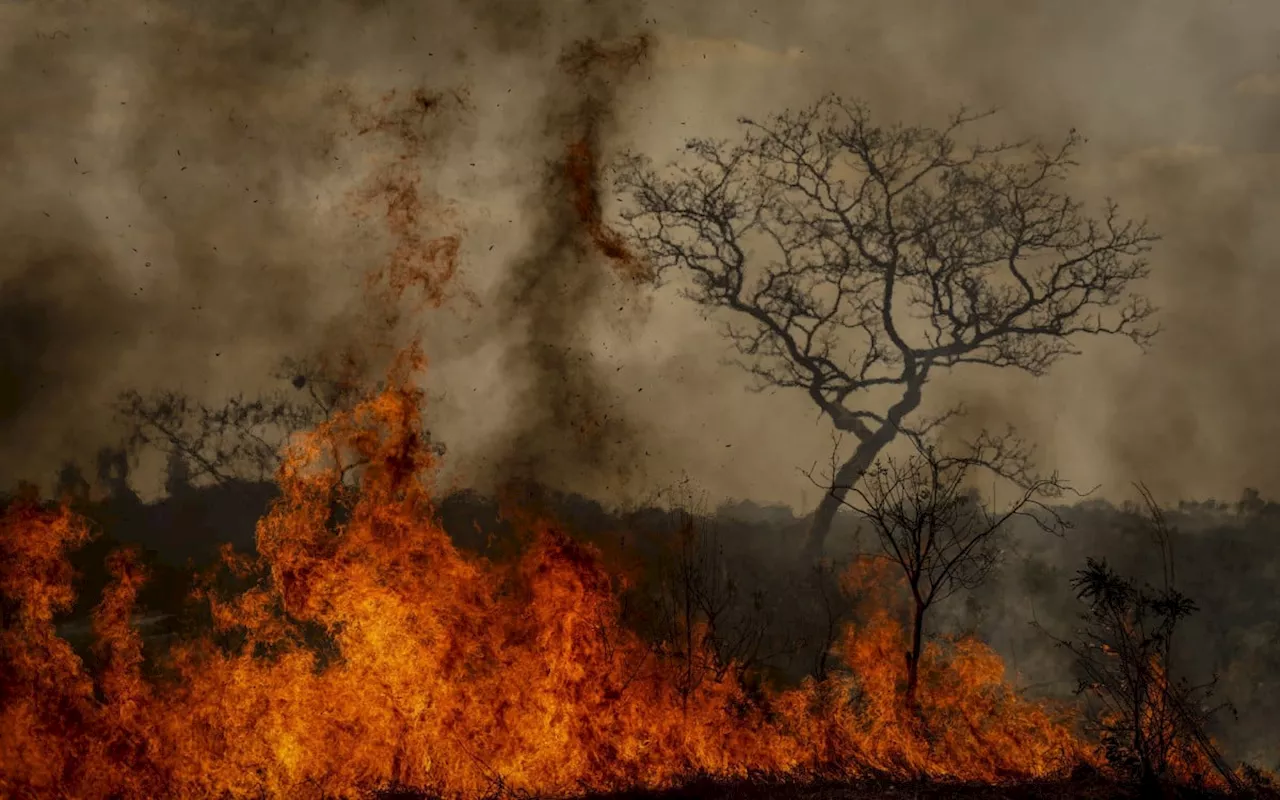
{"left": 0, "top": 345, "right": 1257, "bottom": 799}
{"left": 6, "top": 3, "right": 1280, "bottom": 798}
{"left": 0, "top": 352, "right": 1078, "bottom": 798}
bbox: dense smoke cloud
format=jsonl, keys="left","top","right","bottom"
{"left": 0, "top": 0, "right": 382, "bottom": 488}
{"left": 0, "top": 0, "right": 656, "bottom": 497}
{"left": 613, "top": 0, "right": 1280, "bottom": 508}
{"left": 488, "top": 35, "right": 655, "bottom": 501}
{"left": 4, "top": 0, "right": 1280, "bottom": 509}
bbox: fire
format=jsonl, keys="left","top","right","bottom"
{"left": 0, "top": 348, "right": 1108, "bottom": 799}
{"left": 564, "top": 137, "right": 650, "bottom": 284}
{"left": 796, "top": 559, "right": 1089, "bottom": 781}
{"left": 559, "top": 35, "right": 654, "bottom": 285}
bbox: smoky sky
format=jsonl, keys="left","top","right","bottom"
{"left": 4, "top": 0, "right": 1280, "bottom": 509}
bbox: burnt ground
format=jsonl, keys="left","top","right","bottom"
{"left": 378, "top": 774, "right": 1280, "bottom": 800}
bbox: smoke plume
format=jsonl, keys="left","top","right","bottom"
{"left": 4, "top": 0, "right": 1280, "bottom": 510}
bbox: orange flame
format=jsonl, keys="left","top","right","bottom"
{"left": 0, "top": 351, "right": 1106, "bottom": 799}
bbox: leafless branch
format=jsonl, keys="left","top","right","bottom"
{"left": 616, "top": 95, "right": 1158, "bottom": 553}
{"left": 807, "top": 430, "right": 1075, "bottom": 705}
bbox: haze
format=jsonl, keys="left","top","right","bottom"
{"left": 3, "top": 0, "right": 1278, "bottom": 512}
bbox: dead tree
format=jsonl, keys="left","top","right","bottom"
{"left": 616, "top": 95, "right": 1158, "bottom": 556}
{"left": 829, "top": 432, "right": 1068, "bottom": 708}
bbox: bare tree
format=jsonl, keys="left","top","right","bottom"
{"left": 634, "top": 478, "right": 789, "bottom": 699}
{"left": 830, "top": 432, "right": 1069, "bottom": 708}
{"left": 615, "top": 95, "right": 1158, "bottom": 555}
{"left": 650, "top": 511, "right": 773, "bottom": 702}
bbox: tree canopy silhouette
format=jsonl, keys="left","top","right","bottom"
{"left": 616, "top": 95, "right": 1158, "bottom": 554}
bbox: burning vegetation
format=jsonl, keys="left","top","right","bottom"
{"left": 1, "top": 31, "right": 1274, "bottom": 799}
{"left": 0, "top": 346, "right": 1264, "bottom": 799}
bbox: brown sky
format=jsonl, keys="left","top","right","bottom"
{"left": 4, "top": 0, "right": 1280, "bottom": 510}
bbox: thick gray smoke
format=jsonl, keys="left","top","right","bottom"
{"left": 5, "top": 0, "right": 1280, "bottom": 509}
{"left": 0, "top": 0, "right": 658, "bottom": 497}
{"left": 0, "top": 1, "right": 384, "bottom": 488}
{"left": 489, "top": 35, "right": 656, "bottom": 501}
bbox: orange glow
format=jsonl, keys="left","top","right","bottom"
{"left": 559, "top": 35, "right": 654, "bottom": 285}
{"left": 0, "top": 350, "right": 1114, "bottom": 799}
{"left": 565, "top": 137, "right": 651, "bottom": 284}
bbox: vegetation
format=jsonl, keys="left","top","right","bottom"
{"left": 1048, "top": 487, "right": 1238, "bottom": 794}
{"left": 829, "top": 433, "right": 1068, "bottom": 708}
{"left": 3, "top": 381, "right": 1276, "bottom": 797}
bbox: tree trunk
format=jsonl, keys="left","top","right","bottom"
{"left": 803, "top": 380, "right": 925, "bottom": 559}
{"left": 905, "top": 596, "right": 926, "bottom": 711}
{"left": 803, "top": 431, "right": 895, "bottom": 558}
{"left": 1138, "top": 762, "right": 1162, "bottom": 800}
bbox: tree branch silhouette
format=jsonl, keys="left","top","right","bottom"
{"left": 617, "top": 95, "right": 1158, "bottom": 554}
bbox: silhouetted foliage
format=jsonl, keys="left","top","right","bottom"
{"left": 618, "top": 480, "right": 845, "bottom": 693}
{"left": 114, "top": 358, "right": 353, "bottom": 487}
{"left": 1050, "top": 486, "right": 1237, "bottom": 794}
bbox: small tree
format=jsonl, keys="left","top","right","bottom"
{"left": 634, "top": 479, "right": 786, "bottom": 700}
{"left": 1052, "top": 486, "right": 1237, "bottom": 793}
{"left": 831, "top": 432, "right": 1068, "bottom": 708}
{"left": 616, "top": 95, "right": 1158, "bottom": 555}
{"left": 650, "top": 512, "right": 772, "bottom": 700}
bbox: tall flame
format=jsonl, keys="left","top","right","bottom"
{"left": 1, "top": 349, "right": 1106, "bottom": 799}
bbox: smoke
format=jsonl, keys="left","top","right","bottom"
{"left": 0, "top": 21, "right": 120, "bottom": 483}
{"left": 488, "top": 35, "right": 655, "bottom": 505}
{"left": 607, "top": 0, "right": 1280, "bottom": 509}
{"left": 0, "top": 1, "right": 386, "bottom": 488}
{"left": 5, "top": 0, "right": 1280, "bottom": 510}
{"left": 0, "top": 0, "right": 656, "bottom": 497}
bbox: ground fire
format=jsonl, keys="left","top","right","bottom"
{"left": 1, "top": 342, "right": 1251, "bottom": 799}
{"left": 0, "top": 29, "right": 1269, "bottom": 798}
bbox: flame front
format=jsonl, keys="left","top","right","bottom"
{"left": 1, "top": 350, "right": 1098, "bottom": 799}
